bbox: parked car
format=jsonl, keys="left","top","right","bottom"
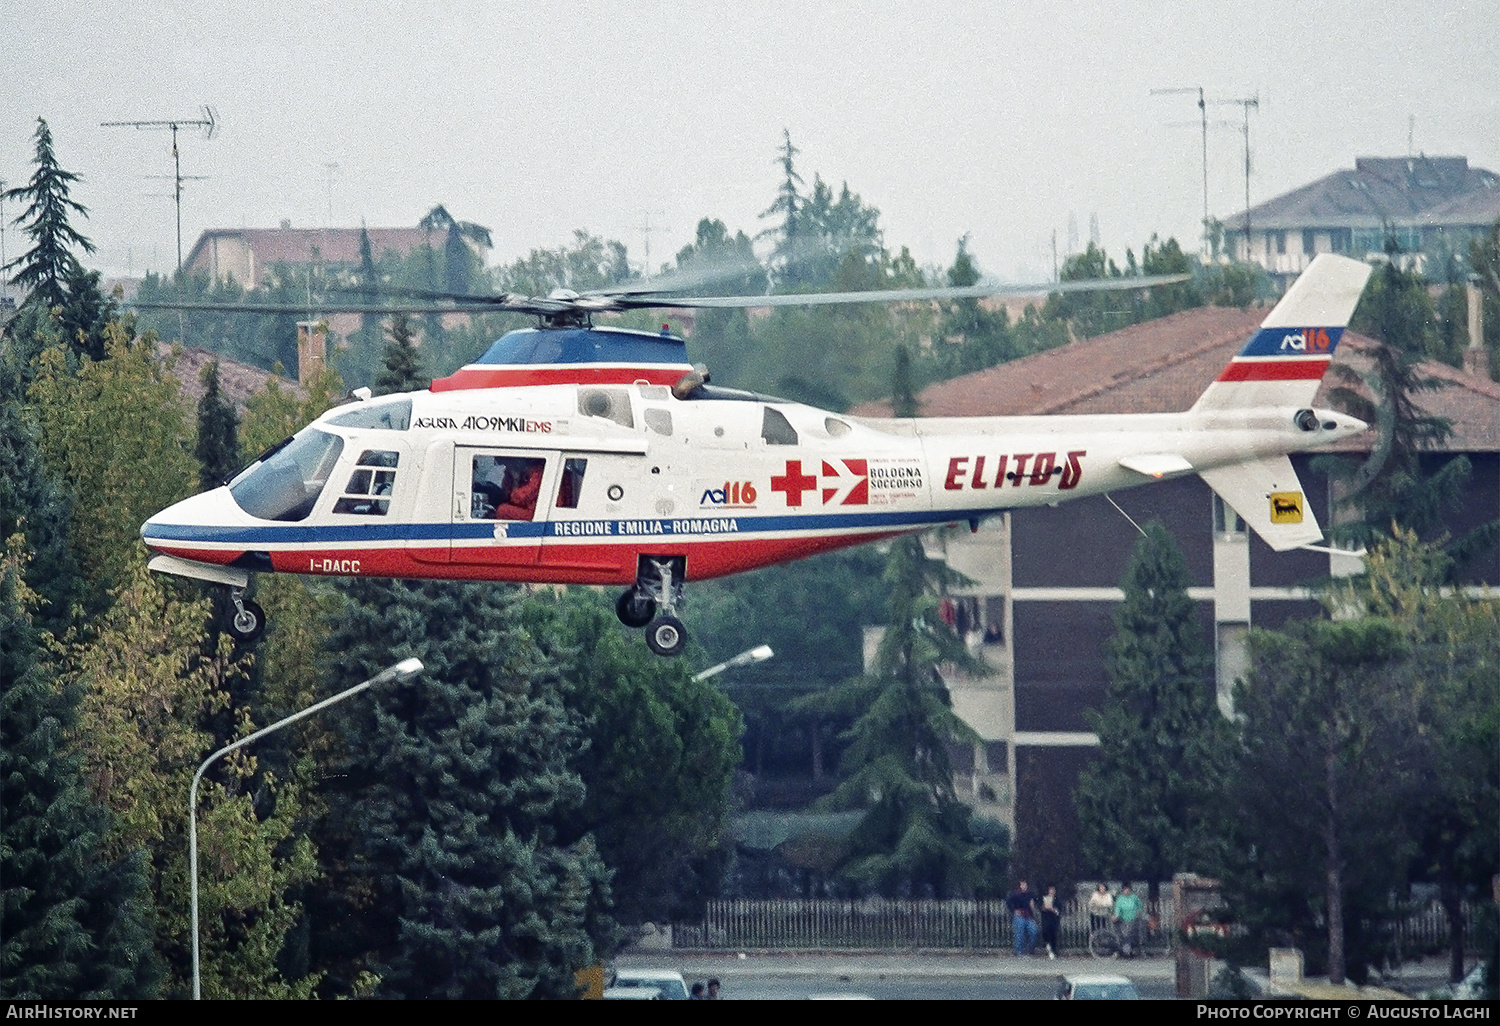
{"left": 1055, "top": 974, "right": 1141, "bottom": 1000}
{"left": 606, "top": 969, "right": 690, "bottom": 1000}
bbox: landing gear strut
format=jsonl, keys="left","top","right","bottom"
{"left": 622, "top": 556, "right": 688, "bottom": 657}
{"left": 224, "top": 586, "right": 266, "bottom": 644}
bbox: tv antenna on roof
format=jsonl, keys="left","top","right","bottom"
{"left": 102, "top": 107, "right": 218, "bottom": 273}
{"left": 1211, "top": 95, "right": 1260, "bottom": 256}
{"left": 1151, "top": 85, "right": 1209, "bottom": 258}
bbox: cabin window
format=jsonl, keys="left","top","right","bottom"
{"left": 229, "top": 429, "right": 344, "bottom": 522}
{"left": 578, "top": 387, "right": 634, "bottom": 428}
{"left": 556, "top": 458, "right": 587, "bottom": 509}
{"left": 326, "top": 398, "right": 412, "bottom": 430}
{"left": 761, "top": 406, "right": 798, "bottom": 445}
{"left": 471, "top": 454, "right": 547, "bottom": 521}
{"left": 644, "top": 408, "right": 673, "bottom": 436}
{"left": 333, "top": 450, "right": 399, "bottom": 516}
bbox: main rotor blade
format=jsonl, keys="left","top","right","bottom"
{"left": 642, "top": 273, "right": 1194, "bottom": 310}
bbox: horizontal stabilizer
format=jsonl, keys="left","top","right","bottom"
{"left": 1119, "top": 453, "right": 1194, "bottom": 479}
{"left": 1198, "top": 455, "right": 1323, "bottom": 551}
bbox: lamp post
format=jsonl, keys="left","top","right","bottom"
{"left": 693, "top": 644, "right": 773, "bottom": 682}
{"left": 189, "top": 656, "right": 423, "bottom": 999}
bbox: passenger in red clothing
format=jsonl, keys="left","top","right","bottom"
{"left": 494, "top": 463, "right": 543, "bottom": 520}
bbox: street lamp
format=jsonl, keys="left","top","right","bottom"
{"left": 189, "top": 656, "right": 423, "bottom": 999}
{"left": 693, "top": 644, "right": 774, "bottom": 682}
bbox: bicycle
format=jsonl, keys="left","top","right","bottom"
{"left": 1088, "top": 915, "right": 1170, "bottom": 959}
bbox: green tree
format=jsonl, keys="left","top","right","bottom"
{"left": 1228, "top": 616, "right": 1415, "bottom": 985}
{"left": 374, "top": 312, "right": 426, "bottom": 394}
{"left": 806, "top": 536, "right": 988, "bottom": 898}
{"left": 1327, "top": 531, "right": 1500, "bottom": 983}
{"left": 194, "top": 359, "right": 241, "bottom": 491}
{"left": 418, "top": 204, "right": 493, "bottom": 297}
{"left": 0, "top": 372, "right": 81, "bottom": 633}
{"left": 1074, "top": 523, "right": 1230, "bottom": 889}
{"left": 63, "top": 564, "right": 318, "bottom": 998}
{"left": 311, "top": 579, "right": 616, "bottom": 999}
{"left": 675, "top": 218, "right": 765, "bottom": 386}
{"left": 523, "top": 590, "right": 743, "bottom": 923}
{"left": 2, "top": 118, "right": 94, "bottom": 313}
{"left": 1, "top": 546, "right": 160, "bottom": 999}
{"left": 1325, "top": 244, "right": 1472, "bottom": 554}
{"left": 758, "top": 129, "right": 806, "bottom": 289}
{"left": 27, "top": 323, "right": 197, "bottom": 596}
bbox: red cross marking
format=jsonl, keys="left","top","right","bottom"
{"left": 770, "top": 459, "right": 818, "bottom": 507}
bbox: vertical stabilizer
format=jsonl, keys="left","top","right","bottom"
{"left": 1192, "top": 253, "right": 1372, "bottom": 411}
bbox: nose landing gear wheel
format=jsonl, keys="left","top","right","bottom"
{"left": 615, "top": 588, "right": 657, "bottom": 629}
{"left": 226, "top": 598, "right": 266, "bottom": 644}
{"left": 644, "top": 615, "right": 687, "bottom": 657}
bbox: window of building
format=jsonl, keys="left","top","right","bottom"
{"left": 1274, "top": 231, "right": 1287, "bottom": 255}
{"left": 1302, "top": 230, "right": 1317, "bottom": 256}
{"left": 1212, "top": 494, "right": 1246, "bottom": 537}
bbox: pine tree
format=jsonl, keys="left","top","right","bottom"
{"left": 374, "top": 312, "right": 426, "bottom": 394}
{"left": 805, "top": 535, "right": 991, "bottom": 897}
{"left": 0, "top": 381, "right": 81, "bottom": 634}
{"left": 2, "top": 119, "right": 94, "bottom": 312}
{"left": 1074, "top": 522, "right": 1230, "bottom": 888}
{"left": 195, "top": 359, "right": 241, "bottom": 490}
{"left": 311, "top": 579, "right": 616, "bottom": 998}
{"left": 1, "top": 549, "right": 159, "bottom": 999}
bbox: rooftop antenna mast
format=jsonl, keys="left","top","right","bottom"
{"left": 1212, "top": 95, "right": 1259, "bottom": 259}
{"left": 1152, "top": 85, "right": 1209, "bottom": 258}
{"left": 102, "top": 107, "right": 218, "bottom": 274}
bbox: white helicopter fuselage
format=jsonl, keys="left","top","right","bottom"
{"left": 141, "top": 253, "right": 1375, "bottom": 653}
{"left": 141, "top": 378, "right": 1363, "bottom": 587}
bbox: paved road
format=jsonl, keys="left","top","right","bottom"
{"left": 615, "top": 950, "right": 1178, "bottom": 1000}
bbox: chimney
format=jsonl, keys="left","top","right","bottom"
{"left": 1464, "top": 280, "right": 1490, "bottom": 379}
{"left": 297, "top": 320, "right": 327, "bottom": 383}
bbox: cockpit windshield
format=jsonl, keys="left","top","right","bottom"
{"left": 229, "top": 429, "right": 345, "bottom": 522}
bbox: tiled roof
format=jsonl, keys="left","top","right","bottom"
{"left": 187, "top": 227, "right": 439, "bottom": 269}
{"left": 850, "top": 305, "right": 1500, "bottom": 452}
{"left": 170, "top": 346, "right": 302, "bottom": 413}
{"left": 1230, "top": 155, "right": 1500, "bottom": 230}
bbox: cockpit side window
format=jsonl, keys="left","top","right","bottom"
{"left": 229, "top": 429, "right": 345, "bottom": 522}
{"left": 326, "top": 398, "right": 412, "bottom": 430}
{"left": 761, "top": 406, "right": 798, "bottom": 445}
{"left": 333, "top": 450, "right": 400, "bottom": 515}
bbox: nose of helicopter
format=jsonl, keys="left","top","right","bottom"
{"left": 140, "top": 487, "right": 244, "bottom": 549}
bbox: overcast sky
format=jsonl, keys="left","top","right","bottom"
{"left": 4, "top": 1, "right": 1497, "bottom": 286}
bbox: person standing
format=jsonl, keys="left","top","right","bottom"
{"left": 1006, "top": 880, "right": 1039, "bottom": 956}
{"left": 1087, "top": 882, "right": 1114, "bottom": 934}
{"left": 1040, "top": 884, "right": 1061, "bottom": 959}
{"left": 1114, "top": 883, "right": 1144, "bottom": 953}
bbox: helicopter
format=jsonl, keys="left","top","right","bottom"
{"left": 140, "top": 253, "right": 1373, "bottom": 656}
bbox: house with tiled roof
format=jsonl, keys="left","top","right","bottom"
{"left": 185, "top": 226, "right": 441, "bottom": 289}
{"left": 852, "top": 298, "right": 1500, "bottom": 883}
{"left": 1225, "top": 156, "right": 1500, "bottom": 280}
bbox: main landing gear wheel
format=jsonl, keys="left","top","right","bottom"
{"left": 615, "top": 588, "right": 657, "bottom": 628}
{"left": 226, "top": 597, "right": 266, "bottom": 644}
{"left": 645, "top": 615, "right": 687, "bottom": 657}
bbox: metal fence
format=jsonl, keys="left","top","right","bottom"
{"left": 673, "top": 897, "right": 1171, "bottom": 951}
{"left": 672, "top": 898, "right": 1479, "bottom": 953}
